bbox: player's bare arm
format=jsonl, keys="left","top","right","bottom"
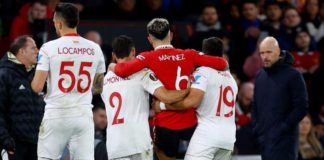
{"left": 31, "top": 70, "right": 48, "bottom": 93}
{"left": 153, "top": 87, "right": 189, "bottom": 104}
{"left": 154, "top": 88, "right": 205, "bottom": 112}
{"left": 92, "top": 73, "right": 104, "bottom": 95}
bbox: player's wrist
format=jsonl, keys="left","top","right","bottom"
{"left": 159, "top": 102, "right": 166, "bottom": 110}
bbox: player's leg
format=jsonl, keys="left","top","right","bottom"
{"left": 154, "top": 126, "right": 179, "bottom": 160}
{"left": 179, "top": 125, "right": 196, "bottom": 141}
{"left": 37, "top": 118, "right": 70, "bottom": 160}
{"left": 112, "top": 149, "right": 153, "bottom": 160}
{"left": 184, "top": 134, "right": 214, "bottom": 160}
{"left": 68, "top": 116, "right": 94, "bottom": 160}
{"left": 213, "top": 148, "right": 232, "bottom": 160}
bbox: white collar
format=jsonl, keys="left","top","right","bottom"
{"left": 154, "top": 44, "right": 174, "bottom": 50}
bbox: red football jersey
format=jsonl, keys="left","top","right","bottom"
{"left": 114, "top": 45, "right": 228, "bottom": 129}
{"left": 292, "top": 51, "right": 321, "bottom": 71}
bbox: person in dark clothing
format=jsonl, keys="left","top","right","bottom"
{"left": 0, "top": 35, "right": 45, "bottom": 160}
{"left": 252, "top": 36, "right": 308, "bottom": 160}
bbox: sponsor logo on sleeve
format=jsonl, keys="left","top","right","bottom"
{"left": 136, "top": 55, "right": 146, "bottom": 61}
{"left": 192, "top": 75, "right": 201, "bottom": 84}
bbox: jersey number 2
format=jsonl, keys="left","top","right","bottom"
{"left": 58, "top": 61, "right": 92, "bottom": 93}
{"left": 216, "top": 85, "right": 235, "bottom": 117}
{"left": 109, "top": 92, "right": 124, "bottom": 125}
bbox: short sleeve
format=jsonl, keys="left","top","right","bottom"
{"left": 191, "top": 68, "right": 208, "bottom": 92}
{"left": 141, "top": 70, "right": 163, "bottom": 95}
{"left": 96, "top": 46, "right": 106, "bottom": 74}
{"left": 36, "top": 46, "right": 50, "bottom": 71}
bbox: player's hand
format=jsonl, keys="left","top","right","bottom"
{"left": 2, "top": 137, "right": 16, "bottom": 155}
{"left": 152, "top": 99, "right": 161, "bottom": 113}
{"left": 108, "top": 63, "right": 116, "bottom": 71}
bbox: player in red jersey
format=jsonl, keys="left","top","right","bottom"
{"left": 110, "top": 18, "right": 228, "bottom": 160}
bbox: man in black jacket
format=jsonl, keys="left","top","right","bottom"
{"left": 252, "top": 36, "right": 307, "bottom": 160}
{"left": 0, "top": 35, "right": 45, "bottom": 160}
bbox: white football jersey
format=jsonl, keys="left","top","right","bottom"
{"left": 36, "top": 35, "right": 106, "bottom": 110}
{"left": 191, "top": 67, "right": 238, "bottom": 150}
{"left": 101, "top": 69, "right": 162, "bottom": 159}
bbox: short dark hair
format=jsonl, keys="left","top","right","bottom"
{"left": 112, "top": 35, "right": 135, "bottom": 59}
{"left": 202, "top": 37, "right": 224, "bottom": 57}
{"left": 264, "top": 1, "right": 282, "bottom": 10}
{"left": 240, "top": 0, "right": 257, "bottom": 10}
{"left": 201, "top": 2, "right": 218, "bottom": 14}
{"left": 9, "top": 35, "right": 32, "bottom": 55}
{"left": 92, "top": 95, "right": 105, "bottom": 112}
{"left": 283, "top": 5, "right": 298, "bottom": 17}
{"left": 147, "top": 18, "right": 170, "bottom": 40}
{"left": 33, "top": 0, "right": 48, "bottom": 6}
{"left": 55, "top": 3, "right": 79, "bottom": 28}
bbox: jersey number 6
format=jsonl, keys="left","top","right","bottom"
{"left": 58, "top": 61, "right": 93, "bottom": 93}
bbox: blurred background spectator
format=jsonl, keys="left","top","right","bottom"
{"left": 260, "top": 1, "right": 283, "bottom": 37}
{"left": 187, "top": 2, "right": 226, "bottom": 51}
{"left": 291, "top": 28, "right": 320, "bottom": 86}
{"left": 299, "top": 115, "right": 324, "bottom": 160}
{"left": 9, "top": 0, "right": 49, "bottom": 48}
{"left": 84, "top": 30, "right": 112, "bottom": 67}
{"left": 277, "top": 6, "right": 303, "bottom": 51}
{"left": 235, "top": 82, "right": 254, "bottom": 129}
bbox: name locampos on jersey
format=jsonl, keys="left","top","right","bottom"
{"left": 36, "top": 35, "right": 106, "bottom": 111}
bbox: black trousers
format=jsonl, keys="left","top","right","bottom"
{"left": 7, "top": 140, "right": 37, "bottom": 160}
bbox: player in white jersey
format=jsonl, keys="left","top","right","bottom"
{"left": 31, "top": 3, "right": 105, "bottom": 160}
{"left": 155, "top": 37, "right": 238, "bottom": 160}
{"left": 102, "top": 35, "right": 188, "bottom": 160}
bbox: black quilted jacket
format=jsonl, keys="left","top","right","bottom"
{"left": 0, "top": 57, "right": 45, "bottom": 145}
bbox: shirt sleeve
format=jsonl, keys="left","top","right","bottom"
{"left": 141, "top": 70, "right": 163, "bottom": 95}
{"left": 114, "top": 52, "right": 149, "bottom": 78}
{"left": 191, "top": 68, "right": 208, "bottom": 92}
{"left": 188, "top": 49, "right": 228, "bottom": 71}
{"left": 96, "top": 46, "right": 106, "bottom": 74}
{"left": 36, "top": 45, "right": 50, "bottom": 71}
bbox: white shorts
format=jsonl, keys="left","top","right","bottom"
{"left": 185, "top": 142, "right": 232, "bottom": 160}
{"left": 110, "top": 149, "right": 153, "bottom": 160}
{"left": 37, "top": 115, "right": 94, "bottom": 160}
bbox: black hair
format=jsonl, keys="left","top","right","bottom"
{"left": 283, "top": 5, "right": 299, "bottom": 17}
{"left": 92, "top": 95, "right": 105, "bottom": 112}
{"left": 264, "top": 1, "right": 282, "bottom": 10}
{"left": 33, "top": 0, "right": 48, "bottom": 6}
{"left": 112, "top": 35, "right": 135, "bottom": 59}
{"left": 55, "top": 3, "right": 79, "bottom": 28}
{"left": 9, "top": 35, "right": 32, "bottom": 55}
{"left": 200, "top": 2, "right": 218, "bottom": 14}
{"left": 147, "top": 18, "right": 170, "bottom": 40}
{"left": 240, "top": 0, "right": 257, "bottom": 10}
{"left": 202, "top": 37, "right": 224, "bottom": 57}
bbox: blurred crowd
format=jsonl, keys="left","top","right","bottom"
{"left": 1, "top": 0, "right": 324, "bottom": 159}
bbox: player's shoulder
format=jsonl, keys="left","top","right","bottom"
{"left": 194, "top": 66, "right": 212, "bottom": 75}
{"left": 136, "top": 51, "right": 152, "bottom": 60}
{"left": 128, "top": 68, "right": 153, "bottom": 80}
{"left": 39, "top": 39, "right": 61, "bottom": 55}
{"left": 184, "top": 49, "right": 200, "bottom": 54}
